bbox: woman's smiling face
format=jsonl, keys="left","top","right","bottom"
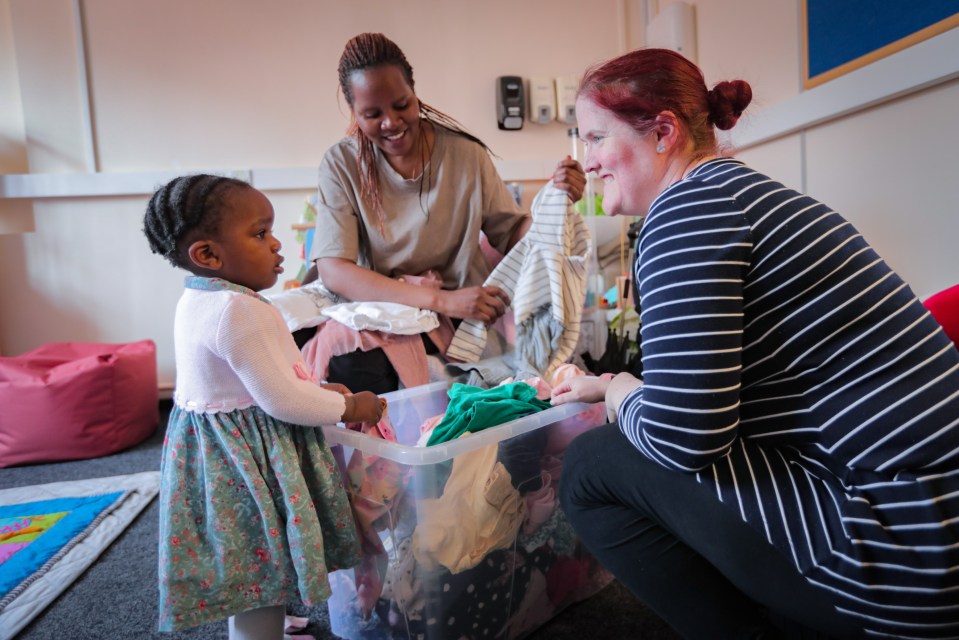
{"left": 348, "top": 64, "right": 422, "bottom": 162}
{"left": 576, "top": 96, "right": 664, "bottom": 217}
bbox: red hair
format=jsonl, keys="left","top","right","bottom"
{"left": 578, "top": 48, "right": 752, "bottom": 154}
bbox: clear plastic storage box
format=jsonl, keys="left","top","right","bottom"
{"left": 322, "top": 381, "right": 613, "bottom": 640}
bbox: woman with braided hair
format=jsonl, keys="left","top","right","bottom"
{"left": 143, "top": 174, "right": 384, "bottom": 639}
{"left": 551, "top": 48, "right": 959, "bottom": 638}
{"left": 301, "top": 32, "right": 586, "bottom": 393}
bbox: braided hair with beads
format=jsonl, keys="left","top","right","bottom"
{"left": 143, "top": 174, "right": 253, "bottom": 270}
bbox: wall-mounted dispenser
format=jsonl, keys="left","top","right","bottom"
{"left": 496, "top": 76, "right": 525, "bottom": 130}
{"left": 526, "top": 76, "right": 556, "bottom": 124}
{"left": 554, "top": 75, "right": 578, "bottom": 125}
{"left": 645, "top": 1, "right": 698, "bottom": 64}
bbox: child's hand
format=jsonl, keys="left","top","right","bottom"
{"left": 342, "top": 391, "right": 386, "bottom": 424}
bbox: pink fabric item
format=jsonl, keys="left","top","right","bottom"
{"left": 343, "top": 410, "right": 408, "bottom": 619}
{"left": 417, "top": 413, "right": 445, "bottom": 443}
{"left": 419, "top": 414, "right": 444, "bottom": 437}
{"left": 283, "top": 615, "right": 310, "bottom": 633}
{"left": 0, "top": 340, "right": 159, "bottom": 468}
{"left": 549, "top": 363, "right": 587, "bottom": 387}
{"left": 925, "top": 284, "right": 959, "bottom": 349}
{"left": 302, "top": 320, "right": 430, "bottom": 389}
{"left": 523, "top": 377, "right": 554, "bottom": 400}
{"left": 523, "top": 472, "right": 557, "bottom": 535}
{"left": 546, "top": 556, "right": 591, "bottom": 607}
{"left": 537, "top": 366, "right": 607, "bottom": 454}
{"left": 546, "top": 402, "right": 606, "bottom": 455}
{"left": 479, "top": 232, "right": 506, "bottom": 270}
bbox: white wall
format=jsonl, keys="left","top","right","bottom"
{"left": 694, "top": 0, "right": 959, "bottom": 299}
{"left": 0, "top": 0, "right": 32, "bottom": 237}
{"left": 802, "top": 79, "right": 959, "bottom": 295}
{"left": 8, "top": 0, "right": 91, "bottom": 173}
{"left": 0, "top": 0, "right": 631, "bottom": 385}
{"left": 2, "top": 0, "right": 958, "bottom": 387}
{"left": 0, "top": 1, "right": 27, "bottom": 174}
{"left": 82, "top": 0, "right": 626, "bottom": 172}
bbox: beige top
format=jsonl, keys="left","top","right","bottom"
{"left": 310, "top": 125, "right": 528, "bottom": 290}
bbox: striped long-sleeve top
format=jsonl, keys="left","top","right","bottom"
{"left": 618, "top": 158, "right": 959, "bottom": 638}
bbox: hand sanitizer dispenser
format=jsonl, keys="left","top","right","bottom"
{"left": 496, "top": 76, "right": 525, "bottom": 130}
{"left": 554, "top": 75, "right": 578, "bottom": 125}
{"left": 527, "top": 76, "right": 556, "bottom": 124}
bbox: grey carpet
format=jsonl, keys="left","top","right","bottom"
{"left": 3, "top": 402, "right": 679, "bottom": 640}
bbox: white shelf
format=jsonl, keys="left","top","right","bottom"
{"left": 0, "top": 159, "right": 555, "bottom": 201}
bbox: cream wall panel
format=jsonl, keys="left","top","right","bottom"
{"left": 0, "top": 201, "right": 33, "bottom": 234}
{"left": 82, "top": 0, "right": 623, "bottom": 173}
{"left": 0, "top": 0, "right": 27, "bottom": 172}
{"left": 735, "top": 133, "right": 804, "bottom": 194}
{"left": 804, "top": 78, "right": 959, "bottom": 299}
{"left": 0, "top": 198, "right": 178, "bottom": 347}
{"left": 0, "top": 189, "right": 313, "bottom": 386}
{"left": 8, "top": 0, "right": 91, "bottom": 172}
{"left": 729, "top": 26, "right": 959, "bottom": 151}
{"left": 694, "top": 0, "right": 801, "bottom": 110}
{"left": 0, "top": 0, "right": 33, "bottom": 236}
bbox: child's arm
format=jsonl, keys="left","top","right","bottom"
{"left": 216, "top": 295, "right": 353, "bottom": 426}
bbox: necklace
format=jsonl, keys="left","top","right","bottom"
{"left": 416, "top": 122, "right": 434, "bottom": 180}
{"left": 399, "top": 122, "right": 433, "bottom": 181}
{"left": 414, "top": 121, "right": 435, "bottom": 219}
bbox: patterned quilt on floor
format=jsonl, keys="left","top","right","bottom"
{"left": 0, "top": 472, "right": 160, "bottom": 639}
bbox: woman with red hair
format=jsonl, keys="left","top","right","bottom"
{"left": 552, "top": 48, "right": 959, "bottom": 639}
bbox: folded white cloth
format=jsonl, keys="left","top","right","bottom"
{"left": 321, "top": 302, "right": 439, "bottom": 335}
{"left": 267, "top": 280, "right": 340, "bottom": 332}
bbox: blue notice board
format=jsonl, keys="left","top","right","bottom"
{"left": 804, "top": 1, "right": 959, "bottom": 88}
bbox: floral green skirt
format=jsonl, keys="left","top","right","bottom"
{"left": 157, "top": 405, "right": 361, "bottom": 631}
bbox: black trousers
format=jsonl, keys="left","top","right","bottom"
{"left": 292, "top": 328, "right": 441, "bottom": 395}
{"left": 559, "top": 423, "right": 863, "bottom": 640}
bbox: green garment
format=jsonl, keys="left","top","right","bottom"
{"left": 426, "top": 382, "right": 552, "bottom": 446}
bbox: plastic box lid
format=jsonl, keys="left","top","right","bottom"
{"left": 322, "top": 381, "right": 596, "bottom": 466}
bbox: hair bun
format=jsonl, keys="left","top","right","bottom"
{"left": 707, "top": 80, "right": 752, "bottom": 130}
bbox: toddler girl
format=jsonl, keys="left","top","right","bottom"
{"left": 143, "top": 174, "right": 384, "bottom": 639}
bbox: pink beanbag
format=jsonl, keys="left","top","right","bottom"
{"left": 0, "top": 340, "right": 159, "bottom": 468}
